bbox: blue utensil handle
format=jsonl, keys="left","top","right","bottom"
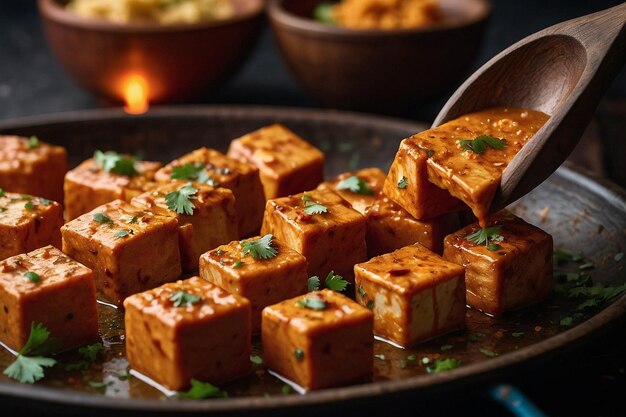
{"left": 491, "top": 384, "right": 548, "bottom": 417}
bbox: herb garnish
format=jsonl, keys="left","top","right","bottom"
{"left": 24, "top": 271, "right": 41, "bottom": 283}
{"left": 301, "top": 194, "right": 328, "bottom": 215}
{"left": 24, "top": 201, "right": 35, "bottom": 210}
{"left": 94, "top": 150, "right": 138, "bottom": 177}
{"left": 88, "top": 380, "right": 114, "bottom": 389}
{"left": 297, "top": 296, "right": 327, "bottom": 311}
{"left": 313, "top": 2, "right": 335, "bottom": 24}
{"left": 3, "top": 322, "right": 60, "bottom": 383}
{"left": 165, "top": 183, "right": 198, "bottom": 215}
{"left": 294, "top": 348, "right": 304, "bottom": 361}
{"left": 458, "top": 135, "right": 506, "bottom": 154}
{"left": 336, "top": 176, "right": 374, "bottom": 196}
{"left": 307, "top": 271, "right": 349, "bottom": 293}
{"left": 241, "top": 234, "right": 278, "bottom": 260}
{"left": 397, "top": 176, "right": 408, "bottom": 189}
{"left": 479, "top": 348, "right": 498, "bottom": 357}
{"left": 114, "top": 230, "right": 133, "bottom": 240}
{"left": 170, "top": 162, "right": 219, "bottom": 186}
{"left": 358, "top": 285, "right": 366, "bottom": 298}
{"left": 28, "top": 136, "right": 39, "bottom": 149}
{"left": 426, "top": 358, "right": 461, "bottom": 374}
{"left": 170, "top": 291, "right": 202, "bottom": 308}
{"left": 178, "top": 379, "right": 228, "bottom": 399}
{"left": 93, "top": 213, "right": 113, "bottom": 224}
{"left": 0, "top": 188, "right": 4, "bottom": 198}
{"left": 232, "top": 261, "right": 244, "bottom": 269}
{"left": 466, "top": 226, "right": 504, "bottom": 249}
{"left": 250, "top": 355, "right": 263, "bottom": 365}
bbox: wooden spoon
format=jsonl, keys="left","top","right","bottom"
{"left": 433, "top": 3, "right": 626, "bottom": 212}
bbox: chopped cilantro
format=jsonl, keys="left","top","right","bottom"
{"left": 511, "top": 332, "right": 525, "bottom": 338}
{"left": 366, "top": 299, "right": 375, "bottom": 310}
{"left": 358, "top": 285, "right": 366, "bottom": 298}
{"left": 165, "top": 183, "right": 198, "bottom": 215}
{"left": 88, "top": 380, "right": 114, "bottom": 389}
{"left": 479, "top": 348, "right": 498, "bottom": 357}
{"left": 122, "top": 215, "right": 139, "bottom": 224}
{"left": 178, "top": 379, "right": 228, "bottom": 399}
{"left": 114, "top": 229, "right": 133, "bottom": 239}
{"left": 28, "top": 136, "right": 39, "bottom": 149}
{"left": 170, "top": 291, "right": 202, "bottom": 308}
{"left": 303, "top": 201, "right": 328, "bottom": 215}
{"left": 294, "top": 348, "right": 304, "bottom": 361}
{"left": 171, "top": 163, "right": 204, "bottom": 181}
{"left": 615, "top": 252, "right": 624, "bottom": 262}
{"left": 426, "top": 358, "right": 461, "bottom": 374}
{"left": 458, "top": 135, "right": 506, "bottom": 154}
{"left": 93, "top": 213, "right": 113, "bottom": 224}
{"left": 301, "top": 194, "right": 313, "bottom": 202}
{"left": 24, "top": 201, "right": 35, "bottom": 210}
{"left": 0, "top": 188, "right": 4, "bottom": 197}
{"left": 578, "top": 262, "right": 594, "bottom": 270}
{"left": 297, "top": 296, "right": 327, "bottom": 310}
{"left": 397, "top": 176, "right": 408, "bottom": 189}
{"left": 231, "top": 261, "right": 244, "bottom": 269}
{"left": 426, "top": 149, "right": 435, "bottom": 158}
{"left": 466, "top": 226, "right": 504, "bottom": 247}
{"left": 24, "top": 271, "right": 41, "bottom": 284}
{"left": 39, "top": 198, "right": 51, "bottom": 206}
{"left": 313, "top": 2, "right": 335, "bottom": 24}
{"left": 336, "top": 176, "right": 374, "bottom": 196}
{"left": 3, "top": 322, "right": 60, "bottom": 384}
{"left": 94, "top": 150, "right": 138, "bottom": 177}
{"left": 560, "top": 316, "right": 573, "bottom": 327}
{"left": 324, "top": 271, "right": 349, "bottom": 292}
{"left": 487, "top": 243, "right": 503, "bottom": 252}
{"left": 79, "top": 343, "right": 104, "bottom": 362}
{"left": 250, "top": 354, "right": 263, "bottom": 365}
{"left": 281, "top": 384, "right": 292, "bottom": 395}
{"left": 241, "top": 234, "right": 278, "bottom": 260}
{"left": 307, "top": 276, "right": 321, "bottom": 292}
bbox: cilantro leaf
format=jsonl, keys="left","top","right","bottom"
{"left": 241, "top": 234, "right": 278, "bottom": 260}
{"left": 171, "top": 163, "right": 204, "bottom": 181}
{"left": 232, "top": 261, "right": 244, "bottom": 269}
{"left": 178, "top": 379, "right": 228, "bottom": 399}
{"left": 426, "top": 358, "right": 461, "bottom": 374}
{"left": 0, "top": 188, "right": 4, "bottom": 198}
{"left": 560, "top": 316, "right": 573, "bottom": 327}
{"left": 79, "top": 343, "right": 104, "bottom": 362}
{"left": 165, "top": 183, "right": 198, "bottom": 215}
{"left": 294, "top": 348, "right": 304, "bottom": 361}
{"left": 397, "top": 176, "right": 408, "bottom": 189}
{"left": 94, "top": 150, "right": 138, "bottom": 177}
{"left": 303, "top": 202, "right": 328, "bottom": 215}
{"left": 24, "top": 271, "right": 41, "bottom": 284}
{"left": 28, "top": 136, "right": 39, "bottom": 149}
{"left": 336, "top": 176, "right": 374, "bottom": 196}
{"left": 465, "top": 226, "right": 504, "bottom": 247}
{"left": 307, "top": 276, "right": 321, "bottom": 292}
{"left": 20, "top": 322, "right": 60, "bottom": 356}
{"left": 93, "top": 213, "right": 113, "bottom": 224}
{"left": 297, "top": 296, "right": 327, "bottom": 310}
{"left": 170, "top": 291, "right": 202, "bottom": 308}
{"left": 324, "top": 271, "right": 349, "bottom": 292}
{"left": 458, "top": 135, "right": 506, "bottom": 154}
{"left": 313, "top": 2, "right": 335, "bottom": 24}
{"left": 3, "top": 356, "right": 56, "bottom": 384}
{"left": 479, "top": 348, "right": 498, "bottom": 357}
{"left": 250, "top": 354, "right": 263, "bottom": 365}
{"left": 114, "top": 229, "right": 133, "bottom": 239}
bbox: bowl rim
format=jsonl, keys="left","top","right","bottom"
{"left": 268, "top": 0, "right": 492, "bottom": 37}
{"left": 38, "top": 0, "right": 265, "bottom": 33}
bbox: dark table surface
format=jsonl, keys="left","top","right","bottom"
{"left": 1, "top": 1, "right": 626, "bottom": 416}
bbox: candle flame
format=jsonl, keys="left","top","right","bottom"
{"left": 123, "top": 75, "right": 149, "bottom": 115}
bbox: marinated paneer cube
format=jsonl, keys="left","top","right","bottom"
{"left": 443, "top": 210, "right": 553, "bottom": 316}
{"left": 131, "top": 183, "right": 238, "bottom": 272}
{"left": 0, "top": 245, "right": 99, "bottom": 352}
{"left": 317, "top": 167, "right": 386, "bottom": 215}
{"left": 383, "top": 138, "right": 466, "bottom": 220}
{"left": 124, "top": 277, "right": 252, "bottom": 391}
{"left": 365, "top": 195, "right": 462, "bottom": 257}
{"left": 262, "top": 289, "right": 373, "bottom": 390}
{"left": 386, "top": 107, "right": 549, "bottom": 224}
{"left": 261, "top": 189, "right": 366, "bottom": 281}
{"left": 354, "top": 244, "right": 466, "bottom": 347}
{"left": 199, "top": 235, "right": 308, "bottom": 333}
{"left": 61, "top": 199, "right": 181, "bottom": 306}
{"left": 0, "top": 192, "right": 63, "bottom": 261}
{"left": 155, "top": 147, "right": 265, "bottom": 238}
{"left": 64, "top": 154, "right": 162, "bottom": 220}
{"left": 227, "top": 124, "right": 325, "bottom": 199}
{"left": 0, "top": 135, "right": 67, "bottom": 203}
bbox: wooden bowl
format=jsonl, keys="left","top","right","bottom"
{"left": 268, "top": 0, "right": 491, "bottom": 111}
{"left": 38, "top": 0, "right": 264, "bottom": 104}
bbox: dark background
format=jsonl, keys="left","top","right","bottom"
{"left": 1, "top": 1, "right": 625, "bottom": 416}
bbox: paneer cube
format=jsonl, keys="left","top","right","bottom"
{"left": 199, "top": 235, "right": 308, "bottom": 333}
{"left": 61, "top": 199, "right": 181, "bottom": 306}
{"left": 227, "top": 124, "right": 325, "bottom": 199}
{"left": 131, "top": 183, "right": 238, "bottom": 272}
{"left": 365, "top": 195, "right": 461, "bottom": 257}
{"left": 64, "top": 157, "right": 162, "bottom": 220}
{"left": 261, "top": 189, "right": 366, "bottom": 281}
{"left": 317, "top": 167, "right": 386, "bottom": 215}
{"left": 0, "top": 135, "right": 67, "bottom": 203}
{"left": 0, "top": 192, "right": 63, "bottom": 260}
{"left": 0, "top": 245, "right": 99, "bottom": 352}
{"left": 384, "top": 107, "right": 549, "bottom": 224}
{"left": 262, "top": 289, "right": 373, "bottom": 390}
{"left": 383, "top": 138, "right": 465, "bottom": 220}
{"left": 124, "top": 277, "right": 252, "bottom": 391}
{"left": 354, "top": 244, "right": 466, "bottom": 347}
{"left": 155, "top": 147, "right": 265, "bottom": 237}
{"left": 443, "top": 210, "right": 553, "bottom": 316}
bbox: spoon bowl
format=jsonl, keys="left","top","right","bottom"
{"left": 434, "top": 3, "right": 626, "bottom": 211}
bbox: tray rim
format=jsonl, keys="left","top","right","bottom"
{"left": 0, "top": 105, "right": 625, "bottom": 413}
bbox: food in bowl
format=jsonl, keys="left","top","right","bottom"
{"left": 66, "top": 0, "right": 235, "bottom": 24}
{"left": 314, "top": 0, "right": 444, "bottom": 29}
